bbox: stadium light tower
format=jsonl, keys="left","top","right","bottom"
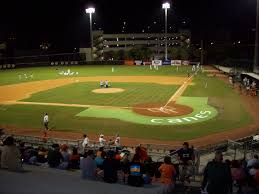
{"left": 162, "top": 2, "right": 170, "bottom": 60}
{"left": 85, "top": 7, "right": 95, "bottom": 61}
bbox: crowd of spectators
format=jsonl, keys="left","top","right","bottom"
{"left": 202, "top": 152, "right": 259, "bottom": 194}
{"left": 240, "top": 77, "right": 257, "bottom": 96}
{"left": 1, "top": 134, "right": 259, "bottom": 194}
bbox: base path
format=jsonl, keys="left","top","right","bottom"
{"left": 164, "top": 75, "right": 193, "bottom": 107}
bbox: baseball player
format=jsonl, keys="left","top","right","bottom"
{"left": 43, "top": 113, "right": 49, "bottom": 131}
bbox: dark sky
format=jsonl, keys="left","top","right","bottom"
{"left": 0, "top": 0, "right": 257, "bottom": 50}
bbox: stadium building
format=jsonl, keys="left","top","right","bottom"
{"left": 90, "top": 30, "right": 191, "bottom": 60}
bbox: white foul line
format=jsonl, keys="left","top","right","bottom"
{"left": 163, "top": 75, "right": 193, "bottom": 108}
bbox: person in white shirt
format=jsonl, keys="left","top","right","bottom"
{"left": 99, "top": 134, "right": 106, "bottom": 147}
{"left": 82, "top": 134, "right": 89, "bottom": 149}
{"left": 104, "top": 80, "right": 109, "bottom": 88}
{"left": 243, "top": 77, "right": 247, "bottom": 86}
{"left": 43, "top": 113, "right": 49, "bottom": 130}
{"left": 100, "top": 80, "right": 104, "bottom": 88}
{"left": 192, "top": 65, "right": 196, "bottom": 72}
{"left": 247, "top": 155, "right": 259, "bottom": 168}
{"left": 114, "top": 134, "right": 120, "bottom": 147}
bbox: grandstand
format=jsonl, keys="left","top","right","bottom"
{"left": 1, "top": 131, "right": 259, "bottom": 194}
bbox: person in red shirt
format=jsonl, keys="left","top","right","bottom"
{"left": 135, "top": 146, "right": 148, "bottom": 163}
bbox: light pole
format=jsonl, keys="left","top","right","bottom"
{"left": 162, "top": 2, "right": 170, "bottom": 60}
{"left": 254, "top": 0, "right": 259, "bottom": 72}
{"left": 85, "top": 7, "right": 95, "bottom": 61}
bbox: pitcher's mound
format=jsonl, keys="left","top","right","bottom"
{"left": 133, "top": 102, "right": 193, "bottom": 117}
{"left": 92, "top": 88, "right": 125, "bottom": 94}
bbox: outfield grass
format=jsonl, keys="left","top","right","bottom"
{"left": 0, "top": 65, "right": 189, "bottom": 86}
{"left": 0, "top": 65, "right": 254, "bottom": 141}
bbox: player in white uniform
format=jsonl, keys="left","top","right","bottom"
{"left": 82, "top": 134, "right": 89, "bottom": 149}
{"left": 105, "top": 80, "right": 109, "bottom": 88}
{"left": 43, "top": 113, "right": 49, "bottom": 130}
{"left": 100, "top": 80, "right": 104, "bottom": 88}
{"left": 99, "top": 134, "right": 106, "bottom": 147}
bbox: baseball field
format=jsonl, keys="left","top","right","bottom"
{"left": 0, "top": 65, "right": 256, "bottom": 145}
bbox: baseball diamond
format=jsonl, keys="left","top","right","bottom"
{"left": 0, "top": 65, "right": 255, "bottom": 142}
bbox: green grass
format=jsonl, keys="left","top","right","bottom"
{"left": 22, "top": 82, "right": 179, "bottom": 107}
{"left": 0, "top": 101, "right": 252, "bottom": 141}
{"left": 0, "top": 65, "right": 189, "bottom": 86}
{"left": 0, "top": 66, "right": 254, "bottom": 141}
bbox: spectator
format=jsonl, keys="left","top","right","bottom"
{"left": 255, "top": 169, "right": 259, "bottom": 185}
{"left": 82, "top": 134, "right": 89, "bottom": 150}
{"left": 28, "top": 148, "right": 38, "bottom": 165}
{"left": 0, "top": 136, "right": 22, "bottom": 171}
{"left": 96, "top": 147, "right": 105, "bottom": 157}
{"left": 47, "top": 144, "right": 63, "bottom": 168}
{"left": 103, "top": 151, "right": 119, "bottom": 183}
{"left": 121, "top": 152, "right": 130, "bottom": 183}
{"left": 225, "top": 159, "right": 231, "bottom": 167}
{"left": 114, "top": 148, "right": 122, "bottom": 161}
{"left": 95, "top": 151, "right": 106, "bottom": 169}
{"left": 143, "top": 157, "right": 155, "bottom": 184}
{"left": 37, "top": 147, "right": 48, "bottom": 163}
{"left": 19, "top": 142, "right": 26, "bottom": 162}
{"left": 249, "top": 163, "right": 259, "bottom": 177}
{"left": 99, "top": 134, "right": 106, "bottom": 147}
{"left": 80, "top": 150, "right": 97, "bottom": 180}
{"left": 69, "top": 147, "right": 80, "bottom": 169}
{"left": 108, "top": 139, "right": 113, "bottom": 146}
{"left": 158, "top": 156, "right": 177, "bottom": 194}
{"left": 201, "top": 151, "right": 232, "bottom": 194}
{"left": 176, "top": 142, "right": 194, "bottom": 182}
{"left": 135, "top": 146, "right": 148, "bottom": 163}
{"left": 247, "top": 155, "right": 259, "bottom": 168}
{"left": 231, "top": 160, "right": 245, "bottom": 193}
{"left": 114, "top": 134, "right": 120, "bottom": 147}
{"left": 242, "top": 176, "right": 258, "bottom": 194}
{"left": 128, "top": 154, "right": 144, "bottom": 187}
{"left": 243, "top": 77, "right": 248, "bottom": 86}
{"left": 22, "top": 146, "right": 33, "bottom": 163}
{"left": 60, "top": 144, "right": 69, "bottom": 162}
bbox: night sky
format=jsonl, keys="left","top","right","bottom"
{"left": 0, "top": 0, "right": 257, "bottom": 50}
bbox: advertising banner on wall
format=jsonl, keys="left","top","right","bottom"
{"left": 134, "top": 60, "right": 142, "bottom": 65}
{"left": 124, "top": 60, "right": 134, "bottom": 65}
{"left": 182, "top": 60, "right": 190, "bottom": 65}
{"left": 171, "top": 60, "right": 182, "bottom": 66}
{"left": 143, "top": 61, "right": 152, "bottom": 66}
{"left": 162, "top": 59, "right": 171, "bottom": 65}
{"left": 152, "top": 60, "right": 162, "bottom": 66}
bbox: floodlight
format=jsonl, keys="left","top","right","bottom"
{"left": 162, "top": 2, "right": 170, "bottom": 9}
{"left": 85, "top": 7, "right": 95, "bottom": 14}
